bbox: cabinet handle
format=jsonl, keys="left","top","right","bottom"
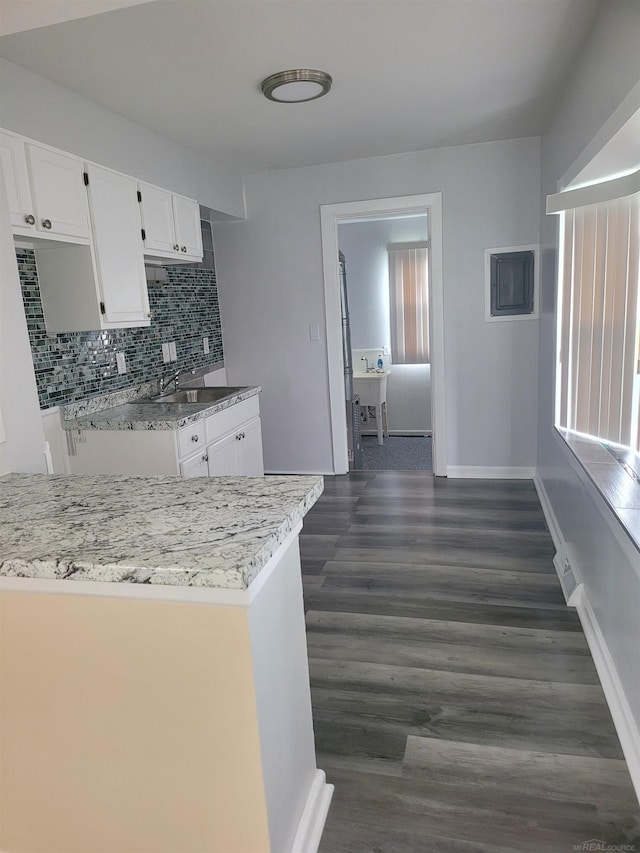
{"left": 173, "top": 244, "right": 179, "bottom": 251}
{"left": 42, "top": 219, "right": 52, "bottom": 229}
{"left": 191, "top": 434, "right": 199, "bottom": 443}
{"left": 236, "top": 433, "right": 242, "bottom": 441}
{"left": 181, "top": 246, "right": 187, "bottom": 253}
{"left": 24, "top": 214, "right": 35, "bottom": 225}
{"left": 202, "top": 453, "right": 209, "bottom": 462}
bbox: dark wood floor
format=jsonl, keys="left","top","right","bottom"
{"left": 300, "top": 471, "right": 640, "bottom": 853}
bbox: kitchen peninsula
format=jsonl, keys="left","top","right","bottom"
{"left": 0, "top": 473, "right": 332, "bottom": 853}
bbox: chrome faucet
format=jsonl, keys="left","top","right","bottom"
{"left": 160, "top": 368, "right": 181, "bottom": 395}
{"left": 361, "top": 356, "right": 369, "bottom": 372}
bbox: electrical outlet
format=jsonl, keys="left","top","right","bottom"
{"left": 116, "top": 352, "right": 127, "bottom": 374}
{"left": 203, "top": 337, "right": 209, "bottom": 355}
{"left": 162, "top": 342, "right": 171, "bottom": 363}
{"left": 169, "top": 341, "right": 177, "bottom": 361}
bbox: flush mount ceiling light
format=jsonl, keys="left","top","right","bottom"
{"left": 261, "top": 69, "right": 332, "bottom": 103}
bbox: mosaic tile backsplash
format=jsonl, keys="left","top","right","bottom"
{"left": 17, "top": 249, "right": 224, "bottom": 409}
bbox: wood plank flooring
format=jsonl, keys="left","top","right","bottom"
{"left": 300, "top": 471, "right": 639, "bottom": 852}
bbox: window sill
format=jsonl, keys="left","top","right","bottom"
{"left": 555, "top": 427, "right": 640, "bottom": 555}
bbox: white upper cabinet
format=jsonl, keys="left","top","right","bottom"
{"left": 85, "top": 163, "right": 150, "bottom": 327}
{"left": 173, "top": 193, "right": 203, "bottom": 258}
{"left": 35, "top": 163, "right": 151, "bottom": 334}
{"left": 137, "top": 182, "right": 176, "bottom": 254}
{"left": 26, "top": 143, "right": 90, "bottom": 241}
{"left": 139, "top": 181, "right": 203, "bottom": 263}
{"left": 0, "top": 130, "right": 35, "bottom": 231}
{"left": 0, "top": 130, "right": 90, "bottom": 242}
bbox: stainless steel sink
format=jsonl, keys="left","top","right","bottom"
{"left": 141, "top": 387, "right": 246, "bottom": 404}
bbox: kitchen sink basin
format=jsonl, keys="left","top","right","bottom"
{"left": 142, "top": 387, "right": 246, "bottom": 404}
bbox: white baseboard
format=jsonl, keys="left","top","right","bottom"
{"left": 533, "top": 473, "right": 563, "bottom": 551}
{"left": 534, "top": 472, "right": 640, "bottom": 805}
{"left": 290, "top": 769, "right": 334, "bottom": 853}
{"left": 573, "top": 586, "right": 640, "bottom": 805}
{"left": 534, "top": 474, "right": 581, "bottom": 604}
{"left": 446, "top": 466, "right": 535, "bottom": 479}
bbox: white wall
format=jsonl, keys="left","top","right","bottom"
{"left": 536, "top": 0, "right": 640, "bottom": 789}
{"left": 0, "top": 171, "right": 46, "bottom": 475}
{"left": 0, "top": 58, "right": 245, "bottom": 220}
{"left": 214, "top": 136, "right": 540, "bottom": 473}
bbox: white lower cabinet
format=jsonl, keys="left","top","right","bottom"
{"left": 205, "top": 431, "right": 241, "bottom": 476}
{"left": 205, "top": 397, "right": 264, "bottom": 477}
{"left": 235, "top": 416, "right": 264, "bottom": 476}
{"left": 68, "top": 396, "right": 264, "bottom": 478}
{"left": 180, "top": 450, "right": 210, "bottom": 478}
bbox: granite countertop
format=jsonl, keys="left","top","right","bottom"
{"left": 0, "top": 473, "right": 323, "bottom": 590}
{"left": 62, "top": 385, "right": 261, "bottom": 431}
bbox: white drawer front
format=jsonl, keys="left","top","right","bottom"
{"left": 177, "top": 420, "right": 205, "bottom": 458}
{"left": 205, "top": 396, "right": 260, "bottom": 444}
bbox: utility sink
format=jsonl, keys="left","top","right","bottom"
{"left": 142, "top": 387, "right": 246, "bottom": 404}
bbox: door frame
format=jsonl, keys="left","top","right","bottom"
{"left": 320, "top": 192, "right": 447, "bottom": 475}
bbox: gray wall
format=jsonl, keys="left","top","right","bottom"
{"left": 537, "top": 0, "right": 640, "bottom": 752}
{"left": 214, "top": 136, "right": 540, "bottom": 473}
{"left": 0, "top": 58, "right": 245, "bottom": 220}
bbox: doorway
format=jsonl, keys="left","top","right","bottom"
{"left": 338, "top": 214, "right": 431, "bottom": 471}
{"left": 320, "top": 193, "right": 446, "bottom": 476}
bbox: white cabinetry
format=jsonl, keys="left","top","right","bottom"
{"left": 68, "top": 396, "right": 264, "bottom": 478}
{"left": 180, "top": 449, "right": 210, "bottom": 478}
{"left": 35, "top": 163, "right": 150, "bottom": 333}
{"left": 172, "top": 193, "right": 202, "bottom": 258}
{"left": 85, "top": 164, "right": 149, "bottom": 327}
{"left": 0, "top": 130, "right": 34, "bottom": 231}
{"left": 0, "top": 130, "right": 89, "bottom": 242}
{"left": 138, "top": 181, "right": 202, "bottom": 263}
{"left": 207, "top": 415, "right": 264, "bottom": 477}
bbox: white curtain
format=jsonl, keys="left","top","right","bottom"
{"left": 388, "top": 244, "right": 430, "bottom": 364}
{"left": 558, "top": 192, "right": 640, "bottom": 448}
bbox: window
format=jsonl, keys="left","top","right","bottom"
{"left": 549, "top": 174, "right": 640, "bottom": 451}
{"left": 387, "top": 241, "right": 430, "bottom": 364}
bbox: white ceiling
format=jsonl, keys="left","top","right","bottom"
{"left": 0, "top": 0, "right": 600, "bottom": 176}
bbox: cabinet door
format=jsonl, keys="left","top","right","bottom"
{"left": 206, "top": 431, "right": 240, "bottom": 476}
{"left": 139, "top": 182, "right": 177, "bottom": 254}
{"left": 86, "top": 164, "right": 150, "bottom": 326}
{"left": 173, "top": 193, "right": 202, "bottom": 259}
{"left": 237, "top": 417, "right": 264, "bottom": 476}
{"left": 0, "top": 130, "right": 35, "bottom": 230}
{"left": 26, "top": 143, "right": 90, "bottom": 239}
{"left": 181, "top": 451, "right": 210, "bottom": 478}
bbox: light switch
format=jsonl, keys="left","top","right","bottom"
{"left": 162, "top": 342, "right": 171, "bottom": 363}
{"left": 116, "top": 352, "right": 127, "bottom": 374}
{"left": 169, "top": 341, "right": 177, "bottom": 361}
{"left": 203, "top": 337, "right": 209, "bottom": 355}
{"left": 309, "top": 323, "right": 321, "bottom": 341}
